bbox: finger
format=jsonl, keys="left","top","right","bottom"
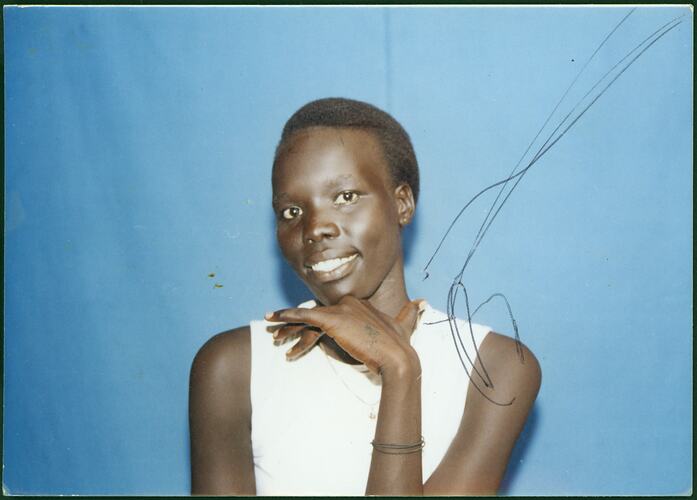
{"left": 266, "top": 307, "right": 339, "bottom": 333}
{"left": 273, "top": 324, "right": 305, "bottom": 345}
{"left": 266, "top": 320, "right": 304, "bottom": 333}
{"left": 394, "top": 299, "right": 426, "bottom": 338}
{"left": 265, "top": 322, "right": 304, "bottom": 334}
{"left": 285, "top": 328, "right": 324, "bottom": 361}
{"left": 266, "top": 322, "right": 305, "bottom": 345}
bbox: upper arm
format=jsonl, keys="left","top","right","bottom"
{"left": 189, "top": 326, "right": 256, "bottom": 495}
{"left": 424, "top": 332, "right": 541, "bottom": 495}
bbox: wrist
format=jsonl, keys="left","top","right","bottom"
{"left": 379, "top": 348, "right": 421, "bottom": 384}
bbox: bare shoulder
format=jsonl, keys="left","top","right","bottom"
{"left": 189, "top": 326, "right": 256, "bottom": 494}
{"left": 477, "top": 331, "right": 542, "bottom": 402}
{"left": 191, "top": 326, "right": 251, "bottom": 376}
{"left": 423, "top": 330, "right": 541, "bottom": 494}
{"left": 189, "top": 326, "right": 251, "bottom": 420}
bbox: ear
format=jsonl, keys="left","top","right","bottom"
{"left": 394, "top": 183, "right": 415, "bottom": 228}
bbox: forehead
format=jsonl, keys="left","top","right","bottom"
{"left": 273, "top": 127, "right": 392, "bottom": 194}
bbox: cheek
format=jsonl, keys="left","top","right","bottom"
{"left": 355, "top": 207, "right": 400, "bottom": 259}
{"left": 276, "top": 226, "right": 301, "bottom": 263}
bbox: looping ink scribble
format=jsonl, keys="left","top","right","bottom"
{"left": 422, "top": 8, "right": 684, "bottom": 406}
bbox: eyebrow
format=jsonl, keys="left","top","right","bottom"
{"left": 324, "top": 174, "right": 355, "bottom": 190}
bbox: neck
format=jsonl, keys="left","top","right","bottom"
{"left": 366, "top": 274, "right": 410, "bottom": 318}
{"left": 366, "top": 251, "right": 410, "bottom": 317}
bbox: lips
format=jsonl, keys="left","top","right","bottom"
{"left": 304, "top": 252, "right": 359, "bottom": 283}
{"left": 309, "top": 254, "right": 357, "bottom": 272}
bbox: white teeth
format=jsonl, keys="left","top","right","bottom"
{"left": 311, "top": 254, "right": 357, "bottom": 273}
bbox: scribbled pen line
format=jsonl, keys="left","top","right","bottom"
{"left": 423, "top": 9, "right": 685, "bottom": 406}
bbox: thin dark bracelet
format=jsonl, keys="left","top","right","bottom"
{"left": 371, "top": 436, "right": 425, "bottom": 455}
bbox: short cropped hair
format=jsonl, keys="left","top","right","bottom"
{"left": 273, "top": 97, "right": 420, "bottom": 204}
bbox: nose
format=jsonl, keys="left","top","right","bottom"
{"left": 303, "top": 209, "right": 340, "bottom": 244}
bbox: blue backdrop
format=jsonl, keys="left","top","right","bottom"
{"left": 4, "top": 6, "right": 692, "bottom": 495}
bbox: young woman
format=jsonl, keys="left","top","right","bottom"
{"left": 189, "top": 98, "right": 541, "bottom": 496}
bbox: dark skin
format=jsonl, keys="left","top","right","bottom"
{"left": 189, "top": 126, "right": 541, "bottom": 495}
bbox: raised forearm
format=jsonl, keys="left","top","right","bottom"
{"left": 267, "top": 298, "right": 426, "bottom": 495}
{"left": 365, "top": 364, "right": 423, "bottom": 495}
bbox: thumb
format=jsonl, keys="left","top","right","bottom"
{"left": 394, "top": 299, "right": 426, "bottom": 338}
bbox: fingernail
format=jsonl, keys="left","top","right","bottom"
{"left": 272, "top": 331, "right": 279, "bottom": 339}
{"left": 264, "top": 311, "right": 274, "bottom": 320}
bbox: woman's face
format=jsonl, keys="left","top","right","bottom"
{"left": 273, "top": 126, "right": 411, "bottom": 307}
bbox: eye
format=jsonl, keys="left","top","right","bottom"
{"left": 281, "top": 206, "right": 303, "bottom": 220}
{"left": 334, "top": 190, "right": 360, "bottom": 206}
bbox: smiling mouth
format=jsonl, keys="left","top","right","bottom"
{"left": 310, "top": 254, "right": 357, "bottom": 272}
{"left": 306, "top": 253, "right": 359, "bottom": 282}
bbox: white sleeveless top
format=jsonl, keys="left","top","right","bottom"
{"left": 249, "top": 301, "right": 491, "bottom": 496}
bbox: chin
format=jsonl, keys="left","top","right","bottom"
{"left": 310, "top": 285, "right": 354, "bottom": 306}
{"left": 303, "top": 278, "right": 349, "bottom": 304}
{"left": 295, "top": 258, "right": 385, "bottom": 306}
{"left": 310, "top": 280, "right": 379, "bottom": 306}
